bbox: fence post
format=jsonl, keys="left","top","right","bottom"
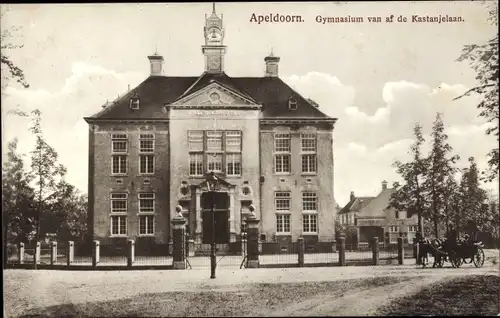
{"left": 50, "top": 241, "right": 58, "bottom": 265}
{"left": 34, "top": 242, "right": 41, "bottom": 268}
{"left": 67, "top": 241, "right": 74, "bottom": 267}
{"left": 172, "top": 206, "right": 187, "bottom": 269}
{"left": 338, "top": 236, "right": 346, "bottom": 266}
{"left": 241, "top": 232, "right": 247, "bottom": 257}
{"left": 127, "top": 239, "right": 135, "bottom": 268}
{"left": 92, "top": 240, "right": 100, "bottom": 268}
{"left": 18, "top": 242, "right": 25, "bottom": 264}
{"left": 245, "top": 210, "right": 260, "bottom": 268}
{"left": 371, "top": 237, "right": 379, "bottom": 266}
{"left": 297, "top": 237, "right": 305, "bottom": 267}
{"left": 397, "top": 236, "right": 404, "bottom": 265}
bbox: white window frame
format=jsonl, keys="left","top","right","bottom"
{"left": 301, "top": 133, "right": 317, "bottom": 174}
{"left": 110, "top": 193, "right": 128, "bottom": 214}
{"left": 207, "top": 152, "right": 223, "bottom": 173}
{"left": 302, "top": 213, "right": 318, "bottom": 234}
{"left": 111, "top": 133, "right": 128, "bottom": 154}
{"left": 189, "top": 153, "right": 204, "bottom": 176}
{"left": 274, "top": 132, "right": 291, "bottom": 174}
{"left": 225, "top": 131, "right": 242, "bottom": 153}
{"left": 206, "top": 130, "right": 223, "bottom": 151}
{"left": 388, "top": 225, "right": 399, "bottom": 244}
{"left": 226, "top": 153, "right": 242, "bottom": 176}
{"left": 275, "top": 191, "right": 291, "bottom": 234}
{"left": 138, "top": 215, "right": 155, "bottom": 236}
{"left": 138, "top": 192, "right": 155, "bottom": 214}
{"left": 139, "top": 154, "right": 155, "bottom": 175}
{"left": 188, "top": 131, "right": 204, "bottom": 152}
{"left": 276, "top": 213, "right": 291, "bottom": 234}
{"left": 112, "top": 155, "right": 127, "bottom": 175}
{"left": 110, "top": 215, "right": 127, "bottom": 236}
{"left": 302, "top": 192, "right": 318, "bottom": 234}
{"left": 139, "top": 133, "right": 155, "bottom": 153}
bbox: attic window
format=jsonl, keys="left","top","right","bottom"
{"left": 130, "top": 96, "right": 140, "bottom": 110}
{"left": 288, "top": 98, "right": 298, "bottom": 111}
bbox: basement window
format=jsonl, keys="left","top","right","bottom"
{"left": 130, "top": 96, "right": 140, "bottom": 110}
{"left": 288, "top": 98, "right": 298, "bottom": 111}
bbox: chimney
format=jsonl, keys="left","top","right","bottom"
{"left": 382, "top": 180, "right": 388, "bottom": 191}
{"left": 264, "top": 48, "right": 280, "bottom": 77}
{"left": 148, "top": 51, "right": 164, "bottom": 76}
{"left": 350, "top": 191, "right": 355, "bottom": 202}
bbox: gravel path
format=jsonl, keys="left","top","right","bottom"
{"left": 4, "top": 263, "right": 498, "bottom": 317}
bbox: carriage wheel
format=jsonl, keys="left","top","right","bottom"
{"left": 450, "top": 252, "right": 463, "bottom": 268}
{"left": 435, "top": 255, "right": 445, "bottom": 268}
{"left": 473, "top": 248, "right": 485, "bottom": 268}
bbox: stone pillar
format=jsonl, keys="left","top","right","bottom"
{"left": 397, "top": 236, "right": 404, "bottom": 265}
{"left": 18, "top": 242, "right": 25, "bottom": 264}
{"left": 371, "top": 237, "right": 379, "bottom": 266}
{"left": 245, "top": 207, "right": 260, "bottom": 268}
{"left": 195, "top": 188, "right": 202, "bottom": 245}
{"left": 356, "top": 226, "right": 361, "bottom": 249}
{"left": 34, "top": 242, "right": 41, "bottom": 266}
{"left": 172, "top": 206, "right": 187, "bottom": 269}
{"left": 67, "top": 241, "right": 74, "bottom": 266}
{"left": 297, "top": 237, "right": 305, "bottom": 267}
{"left": 127, "top": 239, "right": 135, "bottom": 267}
{"left": 229, "top": 188, "right": 236, "bottom": 242}
{"left": 50, "top": 241, "right": 58, "bottom": 265}
{"left": 188, "top": 239, "right": 195, "bottom": 257}
{"left": 92, "top": 240, "right": 100, "bottom": 268}
{"left": 338, "top": 236, "right": 346, "bottom": 266}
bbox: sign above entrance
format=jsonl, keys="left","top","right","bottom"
{"left": 356, "top": 218, "right": 386, "bottom": 227}
{"left": 170, "top": 109, "right": 259, "bottom": 120}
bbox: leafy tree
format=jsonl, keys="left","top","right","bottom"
{"left": 389, "top": 123, "right": 429, "bottom": 239}
{"left": 0, "top": 6, "right": 29, "bottom": 91}
{"left": 2, "top": 139, "right": 36, "bottom": 263}
{"left": 454, "top": 3, "right": 499, "bottom": 182}
{"left": 424, "top": 113, "right": 460, "bottom": 237}
{"left": 460, "top": 157, "right": 490, "bottom": 234}
{"left": 28, "top": 109, "right": 67, "bottom": 240}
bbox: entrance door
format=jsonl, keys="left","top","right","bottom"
{"left": 201, "top": 192, "right": 229, "bottom": 244}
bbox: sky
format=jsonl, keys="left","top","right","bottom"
{"left": 1, "top": 2, "right": 498, "bottom": 206}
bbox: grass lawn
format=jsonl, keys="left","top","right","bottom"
{"left": 20, "top": 276, "right": 413, "bottom": 317}
{"left": 376, "top": 275, "right": 500, "bottom": 316}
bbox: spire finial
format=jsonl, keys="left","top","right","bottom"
{"left": 155, "top": 44, "right": 158, "bottom": 55}
{"left": 270, "top": 47, "right": 274, "bottom": 56}
{"left": 212, "top": 2, "right": 216, "bottom": 14}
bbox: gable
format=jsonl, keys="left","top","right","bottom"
{"left": 171, "top": 82, "right": 260, "bottom": 108}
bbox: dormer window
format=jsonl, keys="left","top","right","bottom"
{"left": 130, "top": 96, "right": 140, "bottom": 110}
{"left": 288, "top": 98, "right": 297, "bottom": 111}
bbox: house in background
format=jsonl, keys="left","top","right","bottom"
{"left": 336, "top": 191, "right": 374, "bottom": 248}
{"left": 355, "top": 181, "right": 418, "bottom": 248}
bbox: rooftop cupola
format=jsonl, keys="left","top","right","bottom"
{"left": 264, "top": 48, "right": 280, "bottom": 77}
{"left": 148, "top": 49, "right": 164, "bottom": 76}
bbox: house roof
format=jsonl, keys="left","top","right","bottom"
{"left": 357, "top": 188, "right": 397, "bottom": 218}
{"left": 85, "top": 73, "right": 334, "bottom": 121}
{"left": 338, "top": 196, "right": 375, "bottom": 215}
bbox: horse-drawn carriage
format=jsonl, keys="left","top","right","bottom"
{"left": 418, "top": 236, "right": 485, "bottom": 268}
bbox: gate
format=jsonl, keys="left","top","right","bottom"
{"left": 185, "top": 234, "right": 247, "bottom": 269}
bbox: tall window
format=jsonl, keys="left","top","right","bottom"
{"left": 407, "top": 225, "right": 418, "bottom": 244}
{"left": 301, "top": 133, "right": 317, "bottom": 174}
{"left": 274, "top": 133, "right": 291, "bottom": 174}
{"left": 187, "top": 130, "right": 242, "bottom": 176}
{"left": 112, "top": 133, "right": 127, "bottom": 174}
{"left": 139, "top": 155, "right": 154, "bottom": 174}
{"left": 388, "top": 226, "right": 399, "bottom": 244}
{"left": 302, "top": 192, "right": 318, "bottom": 233}
{"left": 275, "top": 191, "right": 291, "bottom": 233}
{"left": 110, "top": 193, "right": 127, "bottom": 236}
{"left": 226, "top": 131, "right": 242, "bottom": 176}
{"left": 139, "top": 134, "right": 154, "bottom": 174}
{"left": 138, "top": 193, "right": 155, "bottom": 235}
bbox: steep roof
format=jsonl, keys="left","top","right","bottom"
{"left": 338, "top": 196, "right": 375, "bottom": 215}
{"left": 357, "top": 188, "right": 397, "bottom": 218}
{"left": 85, "top": 74, "right": 334, "bottom": 121}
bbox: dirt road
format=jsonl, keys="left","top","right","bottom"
{"left": 4, "top": 263, "right": 498, "bottom": 317}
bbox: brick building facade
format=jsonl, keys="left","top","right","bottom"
{"left": 84, "top": 6, "right": 337, "bottom": 253}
